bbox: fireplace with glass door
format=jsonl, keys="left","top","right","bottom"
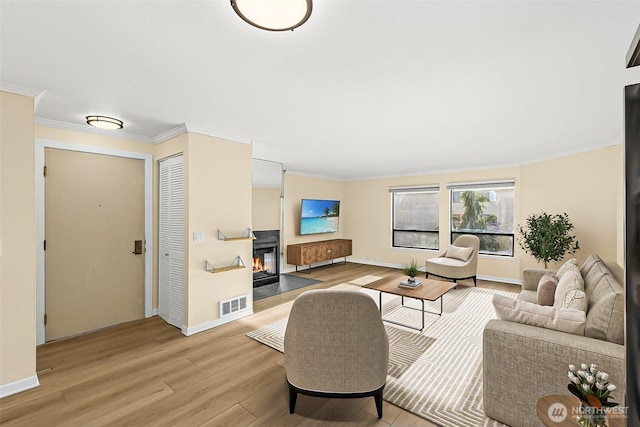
{"left": 252, "top": 230, "right": 280, "bottom": 287}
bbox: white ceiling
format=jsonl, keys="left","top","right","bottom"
{"left": 2, "top": 1, "right": 640, "bottom": 181}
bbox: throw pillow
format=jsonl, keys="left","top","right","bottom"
{"left": 553, "top": 267, "right": 585, "bottom": 310}
{"left": 556, "top": 258, "right": 579, "bottom": 280}
{"left": 537, "top": 273, "right": 558, "bottom": 306}
{"left": 445, "top": 245, "right": 473, "bottom": 262}
{"left": 492, "top": 294, "right": 586, "bottom": 335}
{"left": 558, "top": 288, "right": 588, "bottom": 311}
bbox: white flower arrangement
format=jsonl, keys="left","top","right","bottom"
{"left": 567, "top": 363, "right": 618, "bottom": 408}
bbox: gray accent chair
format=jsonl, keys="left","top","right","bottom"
{"left": 425, "top": 234, "right": 480, "bottom": 286}
{"left": 284, "top": 289, "right": 389, "bottom": 418}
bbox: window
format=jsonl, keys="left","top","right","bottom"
{"left": 448, "top": 181, "right": 515, "bottom": 256}
{"left": 391, "top": 186, "right": 439, "bottom": 250}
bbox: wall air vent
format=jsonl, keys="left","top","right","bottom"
{"left": 220, "top": 294, "right": 248, "bottom": 317}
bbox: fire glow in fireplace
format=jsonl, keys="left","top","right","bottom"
{"left": 252, "top": 230, "right": 280, "bottom": 287}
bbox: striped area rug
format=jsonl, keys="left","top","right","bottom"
{"left": 246, "top": 277, "right": 516, "bottom": 427}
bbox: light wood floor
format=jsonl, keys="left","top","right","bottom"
{"left": 0, "top": 263, "right": 519, "bottom": 426}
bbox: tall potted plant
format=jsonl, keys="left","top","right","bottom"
{"left": 517, "top": 212, "right": 580, "bottom": 268}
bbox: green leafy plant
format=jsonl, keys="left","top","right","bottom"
{"left": 403, "top": 259, "right": 420, "bottom": 278}
{"left": 517, "top": 212, "right": 579, "bottom": 268}
{"left": 460, "top": 191, "right": 490, "bottom": 230}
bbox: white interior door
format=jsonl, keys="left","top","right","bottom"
{"left": 159, "top": 155, "right": 184, "bottom": 329}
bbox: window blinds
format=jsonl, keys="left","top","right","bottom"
{"left": 446, "top": 180, "right": 515, "bottom": 191}
{"left": 389, "top": 185, "right": 440, "bottom": 193}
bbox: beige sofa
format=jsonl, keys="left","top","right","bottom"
{"left": 483, "top": 254, "right": 625, "bottom": 427}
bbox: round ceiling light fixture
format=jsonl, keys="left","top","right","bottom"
{"left": 231, "top": 0, "right": 312, "bottom": 32}
{"left": 86, "top": 115, "right": 123, "bottom": 130}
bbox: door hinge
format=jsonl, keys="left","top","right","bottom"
{"left": 44, "top": 240, "right": 46, "bottom": 251}
{"left": 44, "top": 314, "right": 48, "bottom": 325}
{"left": 43, "top": 165, "right": 47, "bottom": 177}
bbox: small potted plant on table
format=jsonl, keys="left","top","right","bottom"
{"left": 403, "top": 259, "right": 420, "bottom": 283}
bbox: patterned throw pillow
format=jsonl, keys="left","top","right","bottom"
{"left": 554, "top": 268, "right": 587, "bottom": 311}
{"left": 559, "top": 288, "right": 588, "bottom": 311}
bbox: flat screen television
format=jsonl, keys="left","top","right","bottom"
{"left": 300, "top": 199, "right": 340, "bottom": 235}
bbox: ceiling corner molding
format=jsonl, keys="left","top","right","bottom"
{"left": 35, "top": 117, "right": 154, "bottom": 144}
{"left": 284, "top": 169, "right": 348, "bottom": 182}
{"left": 627, "top": 23, "right": 640, "bottom": 68}
{"left": 184, "top": 124, "right": 253, "bottom": 145}
{"left": 153, "top": 124, "right": 188, "bottom": 144}
{"left": 0, "top": 81, "right": 43, "bottom": 98}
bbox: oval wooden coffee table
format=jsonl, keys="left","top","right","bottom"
{"left": 536, "top": 395, "right": 625, "bottom": 427}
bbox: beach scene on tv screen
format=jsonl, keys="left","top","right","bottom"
{"left": 300, "top": 199, "right": 340, "bottom": 234}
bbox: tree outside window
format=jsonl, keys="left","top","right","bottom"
{"left": 450, "top": 186, "right": 514, "bottom": 256}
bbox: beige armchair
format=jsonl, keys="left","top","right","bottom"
{"left": 284, "top": 289, "right": 389, "bottom": 418}
{"left": 425, "top": 234, "right": 480, "bottom": 286}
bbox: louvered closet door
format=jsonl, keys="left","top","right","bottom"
{"left": 159, "top": 155, "right": 184, "bottom": 329}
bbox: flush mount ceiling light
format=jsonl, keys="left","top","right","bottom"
{"left": 231, "top": 0, "right": 312, "bottom": 32}
{"left": 86, "top": 115, "right": 123, "bottom": 130}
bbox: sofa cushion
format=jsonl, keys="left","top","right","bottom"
{"left": 445, "top": 245, "right": 473, "bottom": 262}
{"left": 518, "top": 290, "right": 538, "bottom": 304}
{"left": 585, "top": 274, "right": 625, "bottom": 344}
{"left": 556, "top": 258, "right": 579, "bottom": 280}
{"left": 493, "top": 294, "right": 586, "bottom": 335}
{"left": 553, "top": 267, "right": 584, "bottom": 309}
{"left": 537, "top": 274, "right": 558, "bottom": 306}
{"left": 583, "top": 256, "right": 608, "bottom": 300}
{"left": 580, "top": 254, "right": 600, "bottom": 278}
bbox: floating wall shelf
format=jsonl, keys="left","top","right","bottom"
{"left": 218, "top": 228, "right": 256, "bottom": 241}
{"left": 205, "top": 256, "right": 246, "bottom": 274}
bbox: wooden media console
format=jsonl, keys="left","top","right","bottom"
{"left": 287, "top": 239, "right": 352, "bottom": 272}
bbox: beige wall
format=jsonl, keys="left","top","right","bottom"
{"left": 344, "top": 166, "right": 522, "bottom": 280}
{"left": 518, "top": 145, "right": 622, "bottom": 271}
{"left": 186, "top": 133, "right": 252, "bottom": 327}
{"left": 252, "top": 187, "right": 281, "bottom": 231}
{"left": 36, "top": 126, "right": 156, "bottom": 154}
{"left": 0, "top": 91, "right": 36, "bottom": 388}
{"left": 283, "top": 173, "right": 346, "bottom": 268}
{"left": 296, "top": 144, "right": 623, "bottom": 283}
{"left": 35, "top": 127, "right": 254, "bottom": 331}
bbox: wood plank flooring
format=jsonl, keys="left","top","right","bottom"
{"left": 0, "top": 263, "right": 519, "bottom": 426}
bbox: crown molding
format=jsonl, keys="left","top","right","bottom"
{"left": 153, "top": 123, "right": 253, "bottom": 145}
{"left": 153, "top": 124, "right": 188, "bottom": 143}
{"left": 36, "top": 117, "right": 154, "bottom": 144}
{"left": 0, "top": 81, "right": 43, "bottom": 98}
{"left": 184, "top": 124, "right": 252, "bottom": 145}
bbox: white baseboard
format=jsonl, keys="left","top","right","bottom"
{"left": 149, "top": 308, "right": 158, "bottom": 317}
{"left": 182, "top": 309, "right": 254, "bottom": 336}
{"left": 283, "top": 257, "right": 521, "bottom": 286}
{"left": 283, "top": 258, "right": 406, "bottom": 273}
{"left": 477, "top": 274, "right": 521, "bottom": 286}
{"left": 347, "top": 257, "right": 407, "bottom": 270}
{"left": 348, "top": 258, "right": 521, "bottom": 286}
{"left": 0, "top": 375, "right": 40, "bottom": 398}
